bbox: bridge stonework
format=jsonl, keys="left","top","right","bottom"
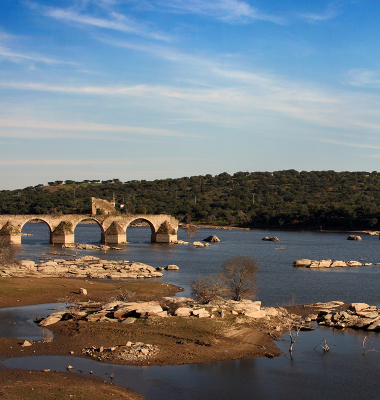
{"left": 0, "top": 214, "right": 179, "bottom": 245}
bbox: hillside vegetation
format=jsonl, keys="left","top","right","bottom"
{"left": 1, "top": 170, "right": 380, "bottom": 230}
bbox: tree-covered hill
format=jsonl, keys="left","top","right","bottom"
{"left": 1, "top": 170, "right": 380, "bottom": 230}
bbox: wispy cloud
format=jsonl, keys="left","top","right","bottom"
{"left": 0, "top": 30, "right": 77, "bottom": 66}
{"left": 42, "top": 6, "right": 171, "bottom": 41}
{"left": 0, "top": 78, "right": 360, "bottom": 132}
{"left": 0, "top": 46, "right": 78, "bottom": 65}
{"left": 0, "top": 159, "right": 141, "bottom": 167}
{"left": 0, "top": 118, "right": 189, "bottom": 139}
{"left": 297, "top": 3, "right": 340, "bottom": 23}
{"left": 346, "top": 68, "right": 380, "bottom": 88}
{"left": 148, "top": 0, "right": 286, "bottom": 24}
{"left": 309, "top": 138, "right": 380, "bottom": 150}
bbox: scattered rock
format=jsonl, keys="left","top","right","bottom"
{"left": 83, "top": 342, "right": 159, "bottom": 362}
{"left": 79, "top": 288, "right": 87, "bottom": 295}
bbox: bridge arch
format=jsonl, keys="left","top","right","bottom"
{"left": 20, "top": 218, "right": 52, "bottom": 245}
{"left": 126, "top": 217, "right": 156, "bottom": 243}
{"left": 73, "top": 217, "right": 105, "bottom": 244}
{"left": 20, "top": 217, "right": 53, "bottom": 235}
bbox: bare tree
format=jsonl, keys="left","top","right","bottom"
{"left": 314, "top": 338, "right": 331, "bottom": 353}
{"left": 289, "top": 325, "right": 301, "bottom": 354}
{"left": 362, "top": 336, "right": 378, "bottom": 355}
{"left": 185, "top": 224, "right": 198, "bottom": 244}
{"left": 218, "top": 255, "right": 259, "bottom": 301}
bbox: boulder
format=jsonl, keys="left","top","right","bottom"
{"left": 192, "top": 308, "right": 210, "bottom": 318}
{"left": 293, "top": 259, "right": 312, "bottom": 267}
{"left": 350, "top": 303, "right": 370, "bottom": 313}
{"left": 19, "top": 260, "right": 36, "bottom": 270}
{"left": 244, "top": 310, "right": 267, "bottom": 318}
{"left": 366, "top": 319, "right": 380, "bottom": 331}
{"left": 346, "top": 261, "right": 362, "bottom": 267}
{"left": 166, "top": 265, "right": 179, "bottom": 270}
{"left": 330, "top": 260, "right": 347, "bottom": 268}
{"left": 263, "top": 307, "right": 278, "bottom": 317}
{"left": 175, "top": 307, "right": 192, "bottom": 317}
{"left": 193, "top": 241, "right": 205, "bottom": 247}
{"left": 357, "top": 311, "right": 379, "bottom": 319}
{"left": 309, "top": 261, "right": 320, "bottom": 268}
{"left": 79, "top": 288, "right": 87, "bottom": 295}
{"left": 203, "top": 235, "right": 221, "bottom": 243}
{"left": 39, "top": 311, "right": 66, "bottom": 326}
{"left": 347, "top": 235, "right": 362, "bottom": 241}
{"left": 262, "top": 237, "right": 279, "bottom": 242}
{"left": 37, "top": 266, "right": 56, "bottom": 274}
{"left": 319, "top": 260, "right": 332, "bottom": 268}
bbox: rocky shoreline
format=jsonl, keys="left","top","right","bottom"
{"left": 31, "top": 296, "right": 380, "bottom": 366}
{"left": 0, "top": 256, "right": 178, "bottom": 279}
{"left": 301, "top": 301, "right": 380, "bottom": 331}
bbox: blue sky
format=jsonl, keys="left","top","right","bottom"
{"left": 1, "top": 0, "right": 380, "bottom": 189}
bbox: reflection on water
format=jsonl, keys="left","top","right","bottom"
{"left": 0, "top": 303, "right": 65, "bottom": 341}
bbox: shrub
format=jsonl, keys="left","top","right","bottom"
{"left": 190, "top": 276, "right": 222, "bottom": 304}
{"left": 0, "top": 241, "right": 19, "bottom": 267}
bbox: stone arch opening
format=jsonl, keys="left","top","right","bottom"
{"left": 21, "top": 218, "right": 52, "bottom": 244}
{"left": 126, "top": 218, "right": 156, "bottom": 243}
{"left": 74, "top": 218, "right": 104, "bottom": 244}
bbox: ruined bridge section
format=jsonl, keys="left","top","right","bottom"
{"left": 0, "top": 214, "right": 179, "bottom": 245}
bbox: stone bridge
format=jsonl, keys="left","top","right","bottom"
{"left": 0, "top": 214, "right": 179, "bottom": 245}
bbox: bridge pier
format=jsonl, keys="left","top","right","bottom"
{"left": 0, "top": 221, "right": 22, "bottom": 244}
{"left": 152, "top": 221, "right": 177, "bottom": 243}
{"left": 152, "top": 232, "right": 177, "bottom": 243}
{"left": 51, "top": 221, "right": 75, "bottom": 245}
{"left": 104, "top": 222, "right": 126, "bottom": 244}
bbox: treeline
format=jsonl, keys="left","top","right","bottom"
{"left": 2, "top": 170, "right": 380, "bottom": 230}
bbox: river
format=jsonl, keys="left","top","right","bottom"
{"left": 16, "top": 223, "right": 380, "bottom": 306}
{"left": 3, "top": 223, "right": 380, "bottom": 399}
